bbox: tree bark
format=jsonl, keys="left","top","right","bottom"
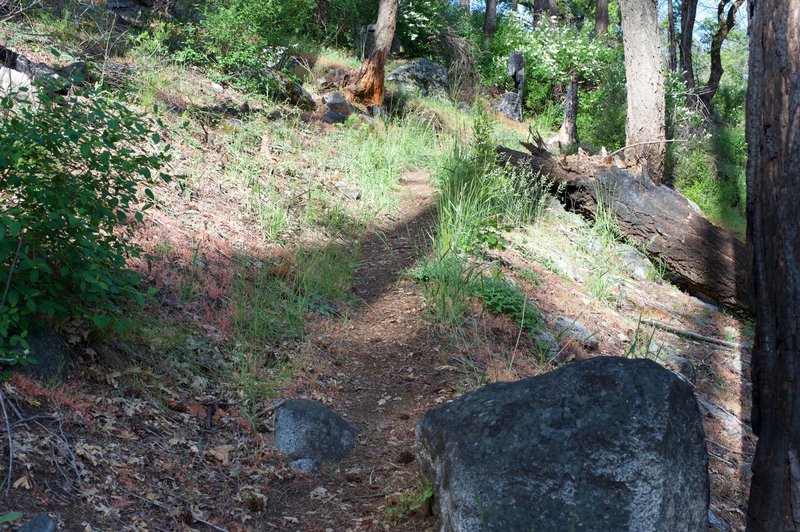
{"left": 619, "top": 0, "right": 666, "bottom": 183}
{"left": 316, "top": 0, "right": 329, "bottom": 28}
{"left": 345, "top": 0, "right": 398, "bottom": 107}
{"left": 496, "top": 144, "right": 749, "bottom": 312}
{"left": 555, "top": 72, "right": 578, "bottom": 147}
{"left": 532, "top": 0, "right": 550, "bottom": 26}
{"left": 699, "top": 0, "right": 744, "bottom": 110}
{"left": 668, "top": 0, "right": 677, "bottom": 72}
{"left": 679, "top": 0, "right": 698, "bottom": 90}
{"left": 745, "top": 0, "right": 800, "bottom": 527}
{"left": 595, "top": 0, "right": 609, "bottom": 35}
{"left": 461, "top": 0, "right": 471, "bottom": 12}
{"left": 483, "top": 0, "right": 498, "bottom": 45}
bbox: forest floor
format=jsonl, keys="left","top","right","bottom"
{"left": 1, "top": 21, "right": 754, "bottom": 531}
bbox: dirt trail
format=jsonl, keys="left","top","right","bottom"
{"left": 260, "top": 170, "right": 448, "bottom": 530}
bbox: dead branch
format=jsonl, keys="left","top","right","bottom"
{"left": 607, "top": 139, "right": 690, "bottom": 159}
{"left": 0, "top": 389, "right": 13, "bottom": 494}
{"left": 641, "top": 319, "right": 744, "bottom": 349}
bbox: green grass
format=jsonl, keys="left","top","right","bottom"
{"left": 673, "top": 124, "right": 747, "bottom": 238}
{"left": 328, "top": 114, "right": 441, "bottom": 218}
{"left": 410, "top": 252, "right": 480, "bottom": 329}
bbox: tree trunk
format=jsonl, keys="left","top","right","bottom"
{"left": 679, "top": 0, "right": 698, "bottom": 90}
{"left": 483, "top": 0, "right": 498, "bottom": 45}
{"left": 548, "top": 0, "right": 558, "bottom": 18}
{"left": 595, "top": 0, "right": 609, "bottom": 35}
{"left": 745, "top": 0, "right": 800, "bottom": 527}
{"left": 619, "top": 0, "right": 666, "bottom": 183}
{"left": 461, "top": 0, "right": 470, "bottom": 12}
{"left": 496, "top": 144, "right": 750, "bottom": 312}
{"left": 555, "top": 72, "right": 578, "bottom": 147}
{"left": 316, "top": 0, "right": 329, "bottom": 28}
{"left": 699, "top": 0, "right": 744, "bottom": 110}
{"left": 668, "top": 0, "right": 677, "bottom": 72}
{"left": 345, "top": 0, "right": 398, "bottom": 107}
{"left": 533, "top": 0, "right": 549, "bottom": 26}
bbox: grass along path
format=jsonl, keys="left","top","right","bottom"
{"left": 255, "top": 169, "right": 451, "bottom": 530}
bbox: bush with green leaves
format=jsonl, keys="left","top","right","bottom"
{"left": 397, "top": 0, "right": 451, "bottom": 57}
{"left": 0, "top": 88, "right": 171, "bottom": 363}
{"left": 471, "top": 273, "right": 542, "bottom": 333}
{"left": 483, "top": 17, "right": 616, "bottom": 102}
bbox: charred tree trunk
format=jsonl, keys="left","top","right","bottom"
{"left": 547, "top": 0, "right": 558, "bottom": 18}
{"left": 668, "top": 0, "right": 677, "bottom": 72}
{"left": 483, "top": 0, "right": 498, "bottom": 44}
{"left": 699, "top": 0, "right": 744, "bottom": 111}
{"left": 679, "top": 0, "right": 698, "bottom": 91}
{"left": 555, "top": 73, "right": 578, "bottom": 147}
{"left": 346, "top": 0, "right": 398, "bottom": 107}
{"left": 595, "top": 0, "right": 609, "bottom": 35}
{"left": 496, "top": 144, "right": 749, "bottom": 312}
{"left": 619, "top": 0, "right": 666, "bottom": 183}
{"left": 532, "top": 0, "right": 550, "bottom": 26}
{"left": 745, "top": 0, "right": 800, "bottom": 527}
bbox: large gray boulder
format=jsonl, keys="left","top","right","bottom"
{"left": 416, "top": 356, "right": 709, "bottom": 531}
{"left": 387, "top": 59, "right": 448, "bottom": 97}
{"left": 274, "top": 399, "right": 358, "bottom": 473}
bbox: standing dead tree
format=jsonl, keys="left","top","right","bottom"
{"left": 345, "top": 0, "right": 399, "bottom": 107}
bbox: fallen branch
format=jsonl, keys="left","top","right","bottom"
{"left": 0, "top": 389, "right": 12, "bottom": 494}
{"left": 607, "top": 138, "right": 690, "bottom": 159}
{"left": 641, "top": 319, "right": 744, "bottom": 350}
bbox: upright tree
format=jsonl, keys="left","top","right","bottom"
{"left": 667, "top": 0, "right": 677, "bottom": 72}
{"left": 678, "top": 0, "right": 698, "bottom": 90}
{"left": 595, "top": 0, "right": 609, "bottom": 35}
{"left": 745, "top": 0, "right": 800, "bottom": 528}
{"left": 345, "top": 0, "right": 399, "bottom": 106}
{"left": 483, "top": 0, "right": 498, "bottom": 44}
{"left": 699, "top": 0, "right": 744, "bottom": 109}
{"left": 618, "top": 0, "right": 666, "bottom": 182}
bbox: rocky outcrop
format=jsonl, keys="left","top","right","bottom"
{"left": 274, "top": 399, "right": 358, "bottom": 473}
{"left": 387, "top": 59, "right": 448, "bottom": 98}
{"left": 245, "top": 68, "right": 316, "bottom": 111}
{"left": 416, "top": 356, "right": 709, "bottom": 531}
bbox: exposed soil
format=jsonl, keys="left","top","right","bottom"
{"left": 0, "top": 40, "right": 753, "bottom": 530}
{"left": 1, "top": 161, "right": 754, "bottom": 531}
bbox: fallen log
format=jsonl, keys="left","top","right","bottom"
{"left": 496, "top": 143, "right": 750, "bottom": 313}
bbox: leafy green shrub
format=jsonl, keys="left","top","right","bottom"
{"left": 0, "top": 88, "right": 171, "bottom": 363}
{"left": 470, "top": 274, "right": 542, "bottom": 333}
{"left": 397, "top": 0, "right": 451, "bottom": 57}
{"left": 483, "top": 17, "right": 617, "bottom": 110}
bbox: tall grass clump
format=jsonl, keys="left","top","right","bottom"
{"left": 333, "top": 113, "right": 441, "bottom": 218}
{"left": 433, "top": 106, "right": 550, "bottom": 256}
